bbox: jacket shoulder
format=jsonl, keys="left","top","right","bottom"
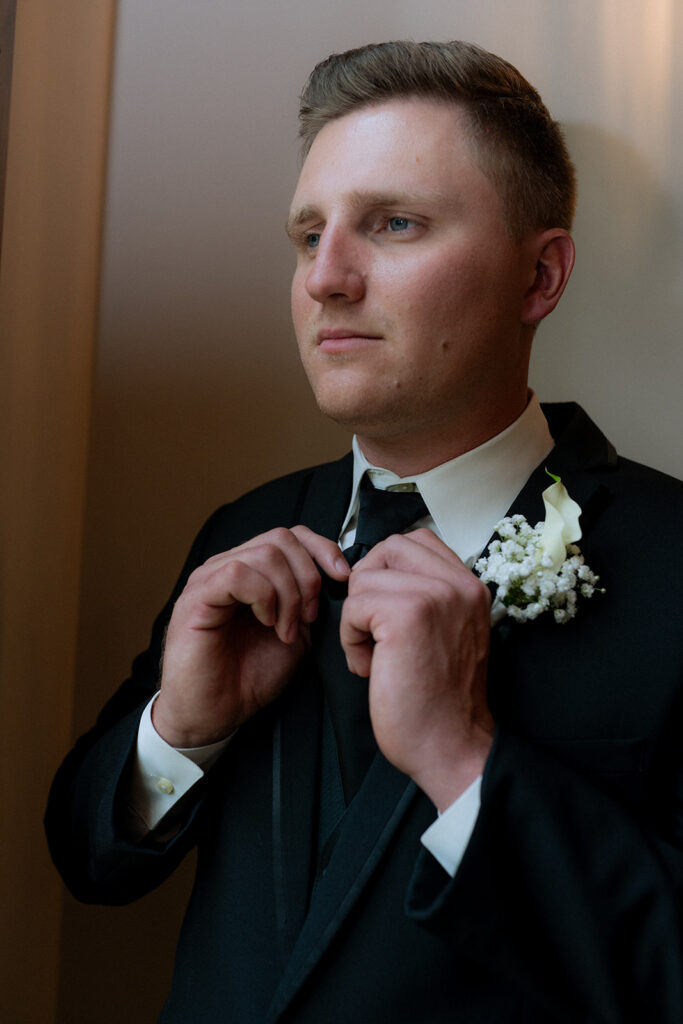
{"left": 190, "top": 453, "right": 353, "bottom": 563}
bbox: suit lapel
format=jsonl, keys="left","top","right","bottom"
{"left": 295, "top": 452, "right": 354, "bottom": 540}
{"left": 486, "top": 404, "right": 617, "bottom": 721}
{"left": 270, "top": 673, "right": 321, "bottom": 973}
{"left": 268, "top": 755, "right": 417, "bottom": 1022}
{"left": 488, "top": 402, "right": 616, "bottom": 550}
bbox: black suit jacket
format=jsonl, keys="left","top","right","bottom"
{"left": 46, "top": 404, "right": 683, "bottom": 1023}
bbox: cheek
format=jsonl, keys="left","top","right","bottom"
{"left": 290, "top": 275, "right": 310, "bottom": 332}
{"left": 430, "top": 258, "right": 503, "bottom": 334}
{"left": 403, "top": 254, "right": 480, "bottom": 313}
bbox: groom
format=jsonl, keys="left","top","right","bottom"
{"left": 46, "top": 40, "right": 683, "bottom": 1023}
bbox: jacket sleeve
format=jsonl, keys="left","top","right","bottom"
{"left": 44, "top": 462, "right": 320, "bottom": 904}
{"left": 405, "top": 719, "right": 683, "bottom": 1024}
{"left": 44, "top": 507, "right": 231, "bottom": 904}
{"left": 406, "top": 457, "right": 683, "bottom": 1023}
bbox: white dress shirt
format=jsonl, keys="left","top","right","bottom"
{"left": 129, "top": 393, "right": 554, "bottom": 873}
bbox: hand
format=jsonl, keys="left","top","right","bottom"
{"left": 339, "top": 529, "right": 494, "bottom": 810}
{"left": 153, "top": 526, "right": 349, "bottom": 747}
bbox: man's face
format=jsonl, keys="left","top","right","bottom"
{"left": 288, "top": 98, "right": 539, "bottom": 461}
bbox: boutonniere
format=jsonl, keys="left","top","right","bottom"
{"left": 475, "top": 471, "right": 604, "bottom": 624}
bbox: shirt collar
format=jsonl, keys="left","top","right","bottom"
{"left": 342, "top": 392, "right": 554, "bottom": 565}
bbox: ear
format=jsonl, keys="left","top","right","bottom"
{"left": 521, "top": 230, "right": 575, "bottom": 326}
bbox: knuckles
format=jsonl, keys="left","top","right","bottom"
{"left": 267, "top": 526, "right": 297, "bottom": 545}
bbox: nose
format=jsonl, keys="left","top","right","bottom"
{"left": 304, "top": 226, "right": 366, "bottom": 304}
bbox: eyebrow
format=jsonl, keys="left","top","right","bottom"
{"left": 285, "top": 204, "right": 320, "bottom": 238}
{"left": 285, "top": 188, "right": 456, "bottom": 238}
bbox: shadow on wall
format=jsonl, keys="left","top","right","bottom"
{"left": 530, "top": 122, "right": 682, "bottom": 480}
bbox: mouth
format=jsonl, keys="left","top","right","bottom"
{"left": 316, "top": 328, "right": 383, "bottom": 354}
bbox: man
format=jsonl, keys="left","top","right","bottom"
{"left": 46, "top": 41, "right": 682, "bottom": 1023}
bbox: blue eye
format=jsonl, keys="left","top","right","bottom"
{"left": 306, "top": 232, "right": 321, "bottom": 249}
{"left": 388, "top": 216, "right": 410, "bottom": 232}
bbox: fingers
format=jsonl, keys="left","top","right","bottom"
{"left": 187, "top": 526, "right": 349, "bottom": 644}
{"left": 349, "top": 529, "right": 489, "bottom": 600}
{"left": 290, "top": 524, "right": 350, "bottom": 580}
{"left": 334, "top": 530, "right": 494, "bottom": 802}
{"left": 350, "top": 527, "right": 462, "bottom": 575}
{"left": 340, "top": 530, "right": 491, "bottom": 675}
{"left": 339, "top": 575, "right": 455, "bottom": 677}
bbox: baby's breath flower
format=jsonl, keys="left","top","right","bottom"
{"left": 476, "top": 512, "right": 603, "bottom": 624}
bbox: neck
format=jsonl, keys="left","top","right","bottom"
{"left": 355, "top": 395, "right": 530, "bottom": 476}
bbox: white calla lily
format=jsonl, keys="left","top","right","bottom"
{"left": 539, "top": 473, "right": 582, "bottom": 570}
{"left": 475, "top": 474, "right": 602, "bottom": 625}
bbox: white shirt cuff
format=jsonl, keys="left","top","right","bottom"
{"left": 126, "top": 695, "right": 231, "bottom": 835}
{"left": 420, "top": 776, "right": 482, "bottom": 877}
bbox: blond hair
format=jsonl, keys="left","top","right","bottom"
{"left": 299, "top": 40, "right": 576, "bottom": 240}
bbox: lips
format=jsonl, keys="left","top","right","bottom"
{"left": 316, "top": 328, "right": 382, "bottom": 343}
{"left": 316, "top": 329, "right": 383, "bottom": 355}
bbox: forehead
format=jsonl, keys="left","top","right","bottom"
{"left": 289, "top": 97, "right": 498, "bottom": 217}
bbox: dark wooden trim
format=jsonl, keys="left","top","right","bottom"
{"left": 0, "top": 0, "right": 17, "bottom": 268}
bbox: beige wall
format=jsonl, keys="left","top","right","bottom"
{"left": 0, "top": 1, "right": 116, "bottom": 1021}
{"left": 5, "top": 1, "right": 679, "bottom": 1021}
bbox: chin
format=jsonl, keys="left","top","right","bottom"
{"left": 315, "top": 402, "right": 369, "bottom": 434}
{"left": 314, "top": 397, "right": 405, "bottom": 440}
{"left": 308, "top": 372, "right": 416, "bottom": 438}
